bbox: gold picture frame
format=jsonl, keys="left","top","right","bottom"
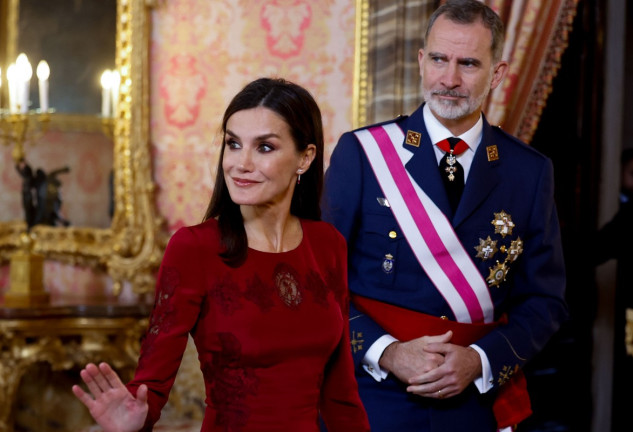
{"left": 0, "top": 0, "right": 166, "bottom": 297}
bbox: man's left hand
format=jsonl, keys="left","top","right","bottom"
{"left": 405, "top": 343, "right": 482, "bottom": 399}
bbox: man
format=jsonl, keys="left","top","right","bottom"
{"left": 322, "top": 1, "right": 567, "bottom": 431}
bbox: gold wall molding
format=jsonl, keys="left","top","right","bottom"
{"left": 353, "top": 0, "right": 370, "bottom": 130}
{"left": 0, "top": 0, "right": 167, "bottom": 297}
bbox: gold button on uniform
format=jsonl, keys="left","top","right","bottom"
{"left": 389, "top": 230, "right": 397, "bottom": 239}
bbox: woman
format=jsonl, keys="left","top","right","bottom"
{"left": 72, "top": 77, "right": 370, "bottom": 432}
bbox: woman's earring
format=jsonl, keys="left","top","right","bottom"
{"left": 297, "top": 169, "right": 303, "bottom": 185}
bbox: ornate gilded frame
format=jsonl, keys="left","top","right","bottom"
{"left": 352, "top": 0, "right": 370, "bottom": 130}
{"left": 0, "top": 0, "right": 166, "bottom": 296}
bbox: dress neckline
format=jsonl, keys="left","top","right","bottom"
{"left": 247, "top": 219, "right": 306, "bottom": 255}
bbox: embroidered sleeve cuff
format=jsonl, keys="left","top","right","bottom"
{"left": 469, "top": 344, "right": 493, "bottom": 393}
{"left": 362, "top": 334, "right": 398, "bottom": 382}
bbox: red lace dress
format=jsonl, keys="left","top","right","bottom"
{"left": 126, "top": 219, "right": 369, "bottom": 432}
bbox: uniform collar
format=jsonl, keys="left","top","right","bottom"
{"left": 422, "top": 103, "right": 483, "bottom": 154}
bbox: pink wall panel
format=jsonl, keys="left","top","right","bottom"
{"left": 0, "top": 0, "right": 357, "bottom": 302}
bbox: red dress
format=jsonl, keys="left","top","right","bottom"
{"left": 126, "top": 219, "right": 369, "bottom": 432}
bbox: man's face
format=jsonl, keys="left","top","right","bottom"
{"left": 419, "top": 15, "right": 507, "bottom": 133}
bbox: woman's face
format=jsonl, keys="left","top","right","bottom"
{"left": 222, "top": 106, "right": 315, "bottom": 212}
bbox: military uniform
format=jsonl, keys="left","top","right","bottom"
{"left": 322, "top": 103, "right": 567, "bottom": 431}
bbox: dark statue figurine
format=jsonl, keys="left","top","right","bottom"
{"left": 15, "top": 159, "right": 71, "bottom": 229}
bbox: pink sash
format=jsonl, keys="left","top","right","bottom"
{"left": 354, "top": 123, "right": 494, "bottom": 323}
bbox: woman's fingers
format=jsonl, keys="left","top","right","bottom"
{"left": 79, "top": 364, "right": 105, "bottom": 397}
{"left": 99, "top": 362, "right": 125, "bottom": 389}
{"left": 72, "top": 384, "right": 94, "bottom": 407}
{"left": 80, "top": 362, "right": 120, "bottom": 396}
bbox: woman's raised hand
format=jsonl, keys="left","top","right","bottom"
{"left": 72, "top": 362, "right": 148, "bottom": 432}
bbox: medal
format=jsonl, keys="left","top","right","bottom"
{"left": 487, "top": 260, "right": 509, "bottom": 287}
{"left": 506, "top": 237, "right": 524, "bottom": 262}
{"left": 382, "top": 254, "right": 395, "bottom": 274}
{"left": 444, "top": 150, "right": 458, "bottom": 181}
{"left": 475, "top": 236, "right": 498, "bottom": 260}
{"left": 491, "top": 210, "right": 515, "bottom": 237}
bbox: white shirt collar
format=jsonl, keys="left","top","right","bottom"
{"left": 422, "top": 103, "right": 483, "bottom": 153}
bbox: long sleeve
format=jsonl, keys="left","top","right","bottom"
{"left": 319, "top": 231, "right": 370, "bottom": 431}
{"left": 126, "top": 227, "right": 207, "bottom": 429}
{"left": 474, "top": 157, "right": 568, "bottom": 388}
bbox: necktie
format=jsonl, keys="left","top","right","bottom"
{"left": 438, "top": 137, "right": 468, "bottom": 213}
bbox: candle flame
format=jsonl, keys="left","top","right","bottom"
{"left": 36, "top": 60, "right": 50, "bottom": 81}
{"left": 101, "top": 69, "right": 113, "bottom": 89}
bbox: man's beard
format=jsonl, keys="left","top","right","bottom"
{"left": 422, "top": 87, "right": 489, "bottom": 120}
{"left": 421, "top": 68, "right": 493, "bottom": 120}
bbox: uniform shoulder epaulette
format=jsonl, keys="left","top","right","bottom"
{"left": 490, "top": 123, "right": 526, "bottom": 145}
{"left": 489, "top": 123, "right": 550, "bottom": 161}
{"left": 353, "top": 114, "right": 409, "bottom": 133}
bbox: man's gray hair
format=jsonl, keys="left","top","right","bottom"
{"left": 424, "top": 0, "right": 505, "bottom": 64}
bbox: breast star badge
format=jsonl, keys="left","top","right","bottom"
{"left": 506, "top": 237, "right": 524, "bottom": 262}
{"left": 491, "top": 210, "right": 515, "bottom": 238}
{"left": 475, "top": 236, "right": 498, "bottom": 260}
{"left": 487, "top": 260, "right": 509, "bottom": 287}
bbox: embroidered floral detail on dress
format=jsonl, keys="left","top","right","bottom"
{"left": 210, "top": 273, "right": 243, "bottom": 315}
{"left": 273, "top": 263, "right": 303, "bottom": 308}
{"left": 206, "top": 332, "right": 258, "bottom": 432}
{"left": 243, "top": 273, "right": 276, "bottom": 312}
{"left": 304, "top": 269, "right": 329, "bottom": 307}
{"left": 139, "top": 266, "right": 179, "bottom": 362}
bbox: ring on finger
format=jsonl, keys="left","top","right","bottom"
{"left": 437, "top": 389, "right": 443, "bottom": 399}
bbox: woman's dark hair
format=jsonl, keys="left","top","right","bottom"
{"left": 203, "top": 77, "right": 324, "bottom": 267}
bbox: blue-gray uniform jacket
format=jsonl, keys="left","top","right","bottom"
{"left": 322, "top": 103, "right": 567, "bottom": 432}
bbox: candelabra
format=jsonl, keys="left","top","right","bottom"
{"left": 0, "top": 109, "right": 53, "bottom": 306}
{"left": 0, "top": 110, "right": 52, "bottom": 163}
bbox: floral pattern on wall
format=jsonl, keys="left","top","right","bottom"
{"left": 151, "top": 0, "right": 356, "bottom": 232}
{"left": 0, "top": 0, "right": 356, "bottom": 302}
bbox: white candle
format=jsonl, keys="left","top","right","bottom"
{"left": 36, "top": 60, "right": 50, "bottom": 112}
{"left": 7, "top": 63, "right": 18, "bottom": 113}
{"left": 100, "top": 69, "right": 112, "bottom": 117}
{"left": 16, "top": 53, "right": 32, "bottom": 113}
{"left": 111, "top": 70, "right": 120, "bottom": 117}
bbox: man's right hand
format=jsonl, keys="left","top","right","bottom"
{"left": 378, "top": 331, "right": 452, "bottom": 383}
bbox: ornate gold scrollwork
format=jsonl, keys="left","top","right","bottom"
{"left": 0, "top": 307, "right": 149, "bottom": 430}
{"left": 0, "top": 0, "right": 167, "bottom": 297}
